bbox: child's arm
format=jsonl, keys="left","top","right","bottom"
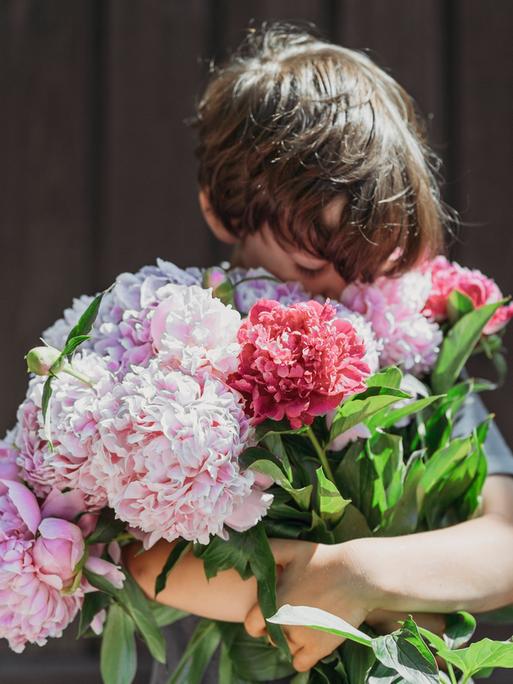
{"left": 245, "top": 474, "right": 513, "bottom": 672}
{"left": 124, "top": 538, "right": 258, "bottom": 622}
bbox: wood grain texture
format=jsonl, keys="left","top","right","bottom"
{"left": 99, "top": 0, "right": 212, "bottom": 282}
{"left": 451, "top": 0, "right": 513, "bottom": 447}
{"left": 0, "top": 0, "right": 96, "bottom": 425}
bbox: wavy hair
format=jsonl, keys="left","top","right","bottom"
{"left": 190, "top": 21, "right": 456, "bottom": 282}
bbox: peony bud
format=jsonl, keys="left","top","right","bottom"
{"left": 26, "top": 346, "right": 63, "bottom": 376}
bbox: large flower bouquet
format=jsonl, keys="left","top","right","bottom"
{"left": 1, "top": 255, "right": 513, "bottom": 683}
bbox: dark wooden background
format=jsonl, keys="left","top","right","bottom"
{"left": 1, "top": 1, "right": 512, "bottom": 682}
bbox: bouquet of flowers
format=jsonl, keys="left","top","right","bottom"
{"left": 1, "top": 255, "right": 513, "bottom": 683}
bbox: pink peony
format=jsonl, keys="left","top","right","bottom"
{"left": 0, "top": 484, "right": 124, "bottom": 652}
{"left": 92, "top": 360, "right": 268, "bottom": 547}
{"left": 0, "top": 483, "right": 82, "bottom": 652}
{"left": 15, "top": 352, "right": 115, "bottom": 511}
{"left": 150, "top": 284, "right": 241, "bottom": 376}
{"left": 228, "top": 299, "right": 370, "bottom": 428}
{"left": 341, "top": 272, "right": 443, "bottom": 376}
{"left": 0, "top": 433, "right": 20, "bottom": 481}
{"left": 423, "top": 256, "right": 513, "bottom": 335}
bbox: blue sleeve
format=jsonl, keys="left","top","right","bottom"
{"left": 453, "top": 393, "right": 513, "bottom": 476}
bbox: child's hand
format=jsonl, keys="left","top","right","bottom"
{"left": 366, "top": 609, "right": 446, "bottom": 637}
{"left": 244, "top": 538, "right": 376, "bottom": 672}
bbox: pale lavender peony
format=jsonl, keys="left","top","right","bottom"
{"left": 150, "top": 284, "right": 241, "bottom": 376}
{"left": 15, "top": 352, "right": 115, "bottom": 510}
{"left": 341, "top": 271, "right": 443, "bottom": 376}
{"left": 93, "top": 360, "right": 269, "bottom": 547}
{"left": 227, "top": 267, "right": 311, "bottom": 314}
{"left": 43, "top": 259, "right": 203, "bottom": 376}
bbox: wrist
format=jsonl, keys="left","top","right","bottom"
{"left": 342, "top": 537, "right": 389, "bottom": 612}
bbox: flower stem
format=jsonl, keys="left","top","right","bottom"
{"left": 447, "top": 663, "right": 458, "bottom": 684}
{"left": 306, "top": 427, "right": 335, "bottom": 482}
{"left": 62, "top": 366, "right": 94, "bottom": 388}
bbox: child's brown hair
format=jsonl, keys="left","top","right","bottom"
{"left": 190, "top": 21, "right": 455, "bottom": 282}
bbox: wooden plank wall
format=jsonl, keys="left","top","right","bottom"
{"left": 1, "top": 2, "right": 512, "bottom": 682}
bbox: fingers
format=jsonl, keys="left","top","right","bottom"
{"left": 244, "top": 602, "right": 267, "bottom": 638}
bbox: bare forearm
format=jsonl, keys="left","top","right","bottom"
{"left": 124, "top": 539, "right": 257, "bottom": 622}
{"left": 353, "top": 477, "right": 513, "bottom": 614}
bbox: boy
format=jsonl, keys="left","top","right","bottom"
{"left": 127, "top": 21, "right": 513, "bottom": 680}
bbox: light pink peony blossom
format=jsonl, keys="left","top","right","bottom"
{"left": 150, "top": 284, "right": 241, "bottom": 376}
{"left": 0, "top": 484, "right": 124, "bottom": 652}
{"left": 0, "top": 538, "right": 83, "bottom": 652}
{"left": 0, "top": 433, "right": 20, "bottom": 481}
{"left": 423, "top": 256, "right": 513, "bottom": 335}
{"left": 341, "top": 271, "right": 443, "bottom": 376}
{"left": 93, "top": 361, "right": 266, "bottom": 547}
{"left": 15, "top": 352, "right": 116, "bottom": 510}
{"left": 228, "top": 299, "right": 371, "bottom": 429}
{"left": 0, "top": 483, "right": 81, "bottom": 652}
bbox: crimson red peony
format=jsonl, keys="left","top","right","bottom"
{"left": 228, "top": 299, "right": 370, "bottom": 428}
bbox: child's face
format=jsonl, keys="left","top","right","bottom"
{"left": 235, "top": 223, "right": 347, "bottom": 299}
{"left": 199, "top": 189, "right": 347, "bottom": 299}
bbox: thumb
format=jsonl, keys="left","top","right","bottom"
{"left": 269, "top": 538, "right": 310, "bottom": 567}
{"left": 244, "top": 602, "right": 268, "bottom": 638}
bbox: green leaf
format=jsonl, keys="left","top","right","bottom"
{"left": 268, "top": 604, "right": 372, "bottom": 648}
{"left": 242, "top": 454, "right": 289, "bottom": 485}
{"left": 149, "top": 602, "right": 188, "bottom": 628}
{"left": 368, "top": 395, "right": 443, "bottom": 432}
{"left": 212, "top": 280, "right": 235, "bottom": 307}
{"left": 217, "top": 643, "right": 234, "bottom": 682}
{"left": 368, "top": 433, "right": 405, "bottom": 517}
{"left": 443, "top": 611, "right": 476, "bottom": 650}
{"left": 64, "top": 288, "right": 110, "bottom": 352}
{"left": 41, "top": 376, "right": 54, "bottom": 446}
{"left": 244, "top": 456, "right": 313, "bottom": 509}
{"left": 381, "top": 452, "right": 425, "bottom": 535}
{"left": 371, "top": 616, "right": 439, "bottom": 684}
{"left": 61, "top": 334, "right": 91, "bottom": 357}
{"left": 193, "top": 526, "right": 288, "bottom": 654}
{"left": 167, "top": 620, "right": 220, "bottom": 684}
{"left": 366, "top": 367, "right": 403, "bottom": 389}
{"left": 255, "top": 419, "right": 308, "bottom": 442}
{"left": 246, "top": 524, "right": 289, "bottom": 654}
{"left": 367, "top": 662, "right": 403, "bottom": 683}
{"left": 315, "top": 466, "right": 351, "bottom": 526}
{"left": 342, "top": 638, "right": 376, "bottom": 684}
{"left": 331, "top": 503, "right": 373, "bottom": 543}
{"left": 84, "top": 568, "right": 166, "bottom": 664}
{"left": 77, "top": 590, "right": 111, "bottom": 638}
{"left": 437, "top": 638, "right": 513, "bottom": 680}
{"left": 100, "top": 604, "right": 137, "bottom": 684}
{"left": 155, "top": 539, "right": 191, "bottom": 595}
{"left": 431, "top": 299, "right": 506, "bottom": 394}
{"left": 262, "top": 433, "right": 293, "bottom": 480}
{"left": 86, "top": 508, "right": 127, "bottom": 544}
{"left": 329, "top": 389, "right": 408, "bottom": 444}
{"left": 217, "top": 622, "right": 294, "bottom": 681}
{"left": 420, "top": 437, "right": 474, "bottom": 493}
{"left": 447, "top": 290, "right": 475, "bottom": 323}
{"left": 193, "top": 534, "right": 253, "bottom": 581}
